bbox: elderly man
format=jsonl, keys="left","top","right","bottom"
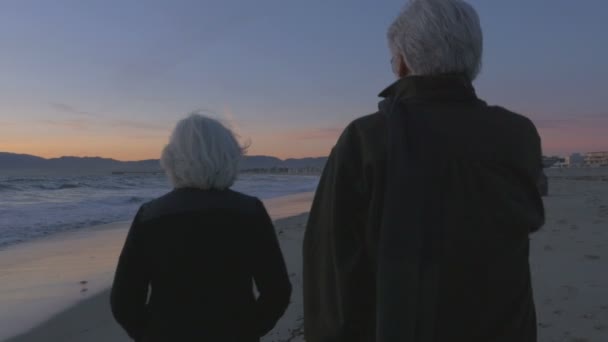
{"left": 303, "top": 0, "right": 545, "bottom": 341}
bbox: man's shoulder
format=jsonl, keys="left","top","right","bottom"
{"left": 349, "top": 112, "right": 386, "bottom": 134}
{"left": 332, "top": 112, "right": 387, "bottom": 164}
{"left": 337, "top": 112, "right": 386, "bottom": 147}
{"left": 484, "top": 105, "right": 538, "bottom": 132}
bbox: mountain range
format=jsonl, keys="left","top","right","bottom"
{"left": 0, "top": 152, "right": 328, "bottom": 176}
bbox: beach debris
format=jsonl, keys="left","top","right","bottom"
{"left": 560, "top": 285, "right": 579, "bottom": 300}
{"left": 582, "top": 313, "right": 595, "bottom": 319}
{"left": 569, "top": 337, "right": 590, "bottom": 342}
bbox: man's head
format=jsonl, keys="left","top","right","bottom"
{"left": 388, "top": 0, "right": 483, "bottom": 80}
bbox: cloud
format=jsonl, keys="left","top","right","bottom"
{"left": 113, "top": 10, "right": 255, "bottom": 88}
{"left": 533, "top": 116, "right": 608, "bottom": 129}
{"left": 109, "top": 120, "right": 169, "bottom": 131}
{"left": 534, "top": 119, "right": 577, "bottom": 129}
{"left": 586, "top": 112, "right": 608, "bottom": 118}
{"left": 284, "top": 127, "right": 343, "bottom": 141}
{"left": 49, "top": 102, "right": 94, "bottom": 116}
{"left": 38, "top": 117, "right": 171, "bottom": 133}
{"left": 40, "top": 118, "right": 93, "bottom": 130}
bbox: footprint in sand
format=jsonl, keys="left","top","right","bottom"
{"left": 557, "top": 219, "right": 569, "bottom": 225}
{"left": 570, "top": 224, "right": 579, "bottom": 230}
{"left": 586, "top": 195, "right": 601, "bottom": 206}
{"left": 584, "top": 255, "right": 601, "bottom": 261}
{"left": 560, "top": 285, "right": 579, "bottom": 301}
{"left": 544, "top": 245, "right": 554, "bottom": 251}
{"left": 570, "top": 338, "right": 590, "bottom": 342}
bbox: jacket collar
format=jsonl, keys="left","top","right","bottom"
{"left": 378, "top": 74, "right": 477, "bottom": 102}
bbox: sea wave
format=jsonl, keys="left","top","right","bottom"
{"left": 0, "top": 175, "right": 167, "bottom": 192}
{"left": 33, "top": 183, "right": 83, "bottom": 190}
{"left": 0, "top": 173, "right": 319, "bottom": 249}
{"left": 0, "top": 184, "right": 17, "bottom": 191}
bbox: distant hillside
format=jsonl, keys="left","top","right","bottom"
{"left": 0, "top": 152, "right": 327, "bottom": 175}
{"left": 239, "top": 156, "right": 328, "bottom": 171}
{"left": 240, "top": 156, "right": 283, "bottom": 170}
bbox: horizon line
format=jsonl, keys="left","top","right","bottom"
{"left": 0, "top": 151, "right": 330, "bottom": 163}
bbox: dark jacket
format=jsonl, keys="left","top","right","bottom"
{"left": 303, "top": 75, "right": 545, "bottom": 342}
{"left": 111, "top": 188, "right": 292, "bottom": 342}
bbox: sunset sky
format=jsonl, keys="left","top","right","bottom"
{"left": 0, "top": 0, "right": 606, "bottom": 161}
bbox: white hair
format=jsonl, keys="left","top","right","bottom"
{"left": 388, "top": 0, "right": 483, "bottom": 80}
{"left": 160, "top": 113, "right": 243, "bottom": 190}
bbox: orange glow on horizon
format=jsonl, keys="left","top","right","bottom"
{"left": 1, "top": 134, "right": 339, "bottom": 161}
{"left": 2, "top": 122, "right": 607, "bottom": 161}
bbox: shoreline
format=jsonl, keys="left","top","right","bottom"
{"left": 0, "top": 192, "right": 314, "bottom": 342}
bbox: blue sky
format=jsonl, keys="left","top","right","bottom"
{"left": 0, "top": 0, "right": 606, "bottom": 159}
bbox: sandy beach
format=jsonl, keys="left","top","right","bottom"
{"left": 532, "top": 168, "right": 608, "bottom": 342}
{"left": 2, "top": 169, "right": 608, "bottom": 342}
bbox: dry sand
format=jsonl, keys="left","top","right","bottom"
{"left": 532, "top": 168, "right": 608, "bottom": 342}
{"left": 3, "top": 169, "right": 608, "bottom": 342}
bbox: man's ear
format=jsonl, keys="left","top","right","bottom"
{"left": 398, "top": 56, "right": 409, "bottom": 78}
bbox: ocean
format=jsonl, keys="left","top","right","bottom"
{"left": 0, "top": 173, "right": 319, "bottom": 248}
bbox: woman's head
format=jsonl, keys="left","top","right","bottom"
{"left": 161, "top": 113, "right": 244, "bottom": 190}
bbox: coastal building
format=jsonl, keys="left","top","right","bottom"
{"left": 585, "top": 152, "right": 608, "bottom": 167}
{"left": 567, "top": 153, "right": 585, "bottom": 167}
{"left": 542, "top": 156, "right": 566, "bottom": 168}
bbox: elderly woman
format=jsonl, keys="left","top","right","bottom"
{"left": 303, "top": 0, "right": 545, "bottom": 341}
{"left": 111, "top": 114, "right": 292, "bottom": 342}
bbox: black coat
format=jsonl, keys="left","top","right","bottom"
{"left": 303, "top": 75, "right": 545, "bottom": 342}
{"left": 111, "top": 188, "right": 292, "bottom": 342}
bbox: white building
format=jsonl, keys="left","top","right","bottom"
{"left": 567, "top": 153, "right": 585, "bottom": 167}
{"left": 585, "top": 152, "right": 608, "bottom": 167}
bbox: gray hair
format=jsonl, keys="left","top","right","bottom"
{"left": 388, "top": 0, "right": 483, "bottom": 80}
{"left": 161, "top": 113, "right": 243, "bottom": 190}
